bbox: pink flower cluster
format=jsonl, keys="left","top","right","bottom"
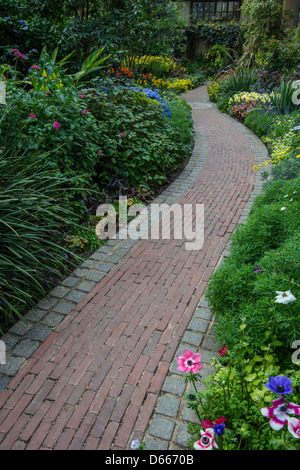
{"left": 230, "top": 101, "right": 258, "bottom": 121}
{"left": 11, "top": 49, "right": 26, "bottom": 60}
{"left": 30, "top": 65, "right": 41, "bottom": 71}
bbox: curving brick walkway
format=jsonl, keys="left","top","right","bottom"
{"left": 0, "top": 85, "right": 267, "bottom": 450}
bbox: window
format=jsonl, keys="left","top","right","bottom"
{"left": 191, "top": 1, "right": 242, "bottom": 23}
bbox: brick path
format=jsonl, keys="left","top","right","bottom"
{"left": 0, "top": 85, "right": 267, "bottom": 450}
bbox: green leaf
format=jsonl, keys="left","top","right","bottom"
{"left": 253, "top": 355, "right": 263, "bottom": 362}
{"left": 265, "top": 355, "right": 274, "bottom": 363}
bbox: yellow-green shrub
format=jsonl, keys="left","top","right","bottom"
{"left": 137, "top": 55, "right": 175, "bottom": 77}
{"left": 208, "top": 80, "right": 221, "bottom": 102}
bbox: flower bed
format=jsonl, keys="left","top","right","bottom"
{"left": 0, "top": 47, "right": 195, "bottom": 329}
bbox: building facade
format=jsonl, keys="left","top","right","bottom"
{"left": 178, "top": 0, "right": 300, "bottom": 27}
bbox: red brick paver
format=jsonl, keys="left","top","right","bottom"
{"left": 0, "top": 86, "right": 257, "bottom": 449}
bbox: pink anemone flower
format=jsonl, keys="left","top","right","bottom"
{"left": 177, "top": 349, "right": 203, "bottom": 374}
{"left": 194, "top": 428, "right": 218, "bottom": 450}
{"left": 261, "top": 396, "right": 300, "bottom": 430}
{"left": 287, "top": 418, "right": 300, "bottom": 438}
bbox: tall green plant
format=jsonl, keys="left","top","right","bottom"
{"left": 269, "top": 80, "right": 300, "bottom": 113}
{"left": 0, "top": 126, "right": 80, "bottom": 327}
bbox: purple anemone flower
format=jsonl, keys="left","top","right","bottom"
{"left": 265, "top": 376, "right": 293, "bottom": 395}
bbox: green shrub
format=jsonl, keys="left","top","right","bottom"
{"left": 205, "top": 44, "right": 230, "bottom": 72}
{"left": 197, "top": 22, "right": 244, "bottom": 50}
{"left": 136, "top": 55, "right": 175, "bottom": 78}
{"left": 206, "top": 177, "right": 300, "bottom": 353}
{"left": 84, "top": 81, "right": 192, "bottom": 189}
{"left": 269, "top": 80, "right": 300, "bottom": 113}
{"left": 217, "top": 69, "right": 258, "bottom": 101}
{"left": 0, "top": 143, "right": 79, "bottom": 328}
{"left": 244, "top": 108, "right": 275, "bottom": 138}
{"left": 1, "top": 54, "right": 106, "bottom": 200}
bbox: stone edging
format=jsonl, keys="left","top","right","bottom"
{"left": 141, "top": 101, "right": 269, "bottom": 450}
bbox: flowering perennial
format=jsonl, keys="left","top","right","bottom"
{"left": 274, "top": 290, "right": 296, "bottom": 304}
{"left": 194, "top": 428, "right": 218, "bottom": 450}
{"left": 177, "top": 349, "right": 203, "bottom": 374}
{"left": 261, "top": 376, "right": 300, "bottom": 438}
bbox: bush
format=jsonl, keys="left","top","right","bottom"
{"left": 217, "top": 69, "right": 259, "bottom": 101}
{"left": 206, "top": 177, "right": 300, "bottom": 354}
{"left": 228, "top": 91, "right": 270, "bottom": 121}
{"left": 0, "top": 140, "right": 80, "bottom": 328}
{"left": 256, "top": 39, "right": 300, "bottom": 74}
{"left": 136, "top": 55, "right": 175, "bottom": 78}
{"left": 1, "top": 53, "right": 106, "bottom": 200}
{"left": 198, "top": 22, "right": 244, "bottom": 50}
{"left": 84, "top": 80, "right": 193, "bottom": 189}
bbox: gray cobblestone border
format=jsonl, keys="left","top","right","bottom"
{"left": 142, "top": 99, "right": 269, "bottom": 451}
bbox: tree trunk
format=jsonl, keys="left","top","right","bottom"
{"left": 294, "top": 0, "right": 300, "bottom": 27}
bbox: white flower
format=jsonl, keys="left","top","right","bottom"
{"left": 281, "top": 207, "right": 286, "bottom": 211}
{"left": 275, "top": 290, "right": 296, "bottom": 304}
{"left": 130, "top": 440, "right": 141, "bottom": 450}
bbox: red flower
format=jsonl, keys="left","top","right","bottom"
{"left": 218, "top": 345, "right": 228, "bottom": 356}
{"left": 214, "top": 416, "right": 227, "bottom": 426}
{"left": 202, "top": 419, "right": 213, "bottom": 430}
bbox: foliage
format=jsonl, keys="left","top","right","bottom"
{"left": 136, "top": 73, "right": 195, "bottom": 94}
{"left": 269, "top": 80, "right": 300, "bottom": 114}
{"left": 184, "top": 336, "right": 300, "bottom": 450}
{"left": 0, "top": 132, "right": 81, "bottom": 327}
{"left": 205, "top": 44, "right": 230, "bottom": 72}
{"left": 228, "top": 91, "right": 270, "bottom": 120}
{"left": 244, "top": 108, "right": 300, "bottom": 170}
{"left": 102, "top": 0, "right": 185, "bottom": 62}
{"left": 205, "top": 177, "right": 300, "bottom": 354}
{"left": 136, "top": 55, "right": 175, "bottom": 78}
{"left": 227, "top": 36, "right": 259, "bottom": 72}
{"left": 241, "top": 0, "right": 289, "bottom": 46}
{"left": 216, "top": 68, "right": 258, "bottom": 102}
{"left": 1, "top": 53, "right": 106, "bottom": 201}
{"left": 0, "top": 0, "right": 185, "bottom": 73}
{"left": 256, "top": 38, "right": 300, "bottom": 74}
{"left": 84, "top": 81, "right": 194, "bottom": 189}
{"left": 198, "top": 21, "right": 244, "bottom": 50}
